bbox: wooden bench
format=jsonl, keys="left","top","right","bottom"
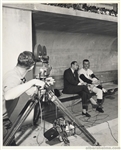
{"left": 52, "top": 70, "right": 118, "bottom": 102}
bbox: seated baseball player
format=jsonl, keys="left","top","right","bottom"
{"left": 78, "top": 59, "right": 106, "bottom": 113}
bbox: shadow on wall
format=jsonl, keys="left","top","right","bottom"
{"left": 110, "top": 38, "right": 117, "bottom": 55}
{"left": 106, "top": 38, "right": 118, "bottom": 70}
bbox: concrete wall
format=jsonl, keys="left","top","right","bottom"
{"left": 2, "top": 7, "right": 33, "bottom": 122}
{"left": 2, "top": 7, "right": 32, "bottom": 75}
{"left": 35, "top": 30, "right": 118, "bottom": 76}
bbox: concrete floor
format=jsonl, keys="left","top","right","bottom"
{"left": 14, "top": 90, "right": 118, "bottom": 146}
{"left": 15, "top": 118, "right": 118, "bottom": 146}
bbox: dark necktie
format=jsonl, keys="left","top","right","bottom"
{"left": 74, "top": 71, "right": 76, "bottom": 78}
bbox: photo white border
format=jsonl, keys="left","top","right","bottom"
{"left": 1, "top": 1, "right": 120, "bottom": 150}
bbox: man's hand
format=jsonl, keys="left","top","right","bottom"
{"left": 32, "top": 79, "right": 45, "bottom": 89}
{"left": 78, "top": 82, "right": 82, "bottom": 85}
{"left": 92, "top": 79, "right": 100, "bottom": 86}
{"left": 45, "top": 77, "right": 55, "bottom": 86}
{"left": 78, "top": 82, "right": 87, "bottom": 86}
{"left": 26, "top": 86, "right": 38, "bottom": 96}
{"left": 87, "top": 84, "right": 95, "bottom": 91}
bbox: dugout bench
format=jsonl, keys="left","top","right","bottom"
{"left": 42, "top": 70, "right": 118, "bottom": 122}
{"left": 53, "top": 70, "right": 118, "bottom": 103}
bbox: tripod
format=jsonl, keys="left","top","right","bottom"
{"left": 3, "top": 86, "right": 100, "bottom": 146}
{"left": 3, "top": 94, "right": 40, "bottom": 146}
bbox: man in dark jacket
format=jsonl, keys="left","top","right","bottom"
{"left": 63, "top": 61, "right": 96, "bottom": 117}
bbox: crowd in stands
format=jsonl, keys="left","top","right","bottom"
{"left": 43, "top": 3, "right": 118, "bottom": 17}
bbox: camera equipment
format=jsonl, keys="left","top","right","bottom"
{"left": 54, "top": 117, "right": 75, "bottom": 145}
{"left": 44, "top": 127, "right": 59, "bottom": 141}
{"left": 44, "top": 116, "right": 75, "bottom": 145}
{"left": 34, "top": 44, "right": 52, "bottom": 79}
{"left": 3, "top": 44, "right": 100, "bottom": 146}
{"left": 34, "top": 44, "right": 52, "bottom": 104}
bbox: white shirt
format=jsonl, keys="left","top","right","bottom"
{"left": 71, "top": 68, "right": 75, "bottom": 74}
{"left": 78, "top": 68, "right": 94, "bottom": 85}
{"left": 3, "top": 67, "right": 24, "bottom": 119}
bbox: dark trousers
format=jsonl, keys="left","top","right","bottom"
{"left": 63, "top": 85, "right": 91, "bottom": 111}
{"left": 77, "top": 85, "right": 91, "bottom": 111}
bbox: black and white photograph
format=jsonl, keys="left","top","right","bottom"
{"left": 1, "top": 1, "right": 120, "bottom": 148}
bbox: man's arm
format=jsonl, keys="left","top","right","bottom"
{"left": 79, "top": 74, "right": 92, "bottom": 84}
{"left": 90, "top": 74, "right": 99, "bottom": 80}
{"left": 4, "top": 79, "right": 45, "bottom": 100}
